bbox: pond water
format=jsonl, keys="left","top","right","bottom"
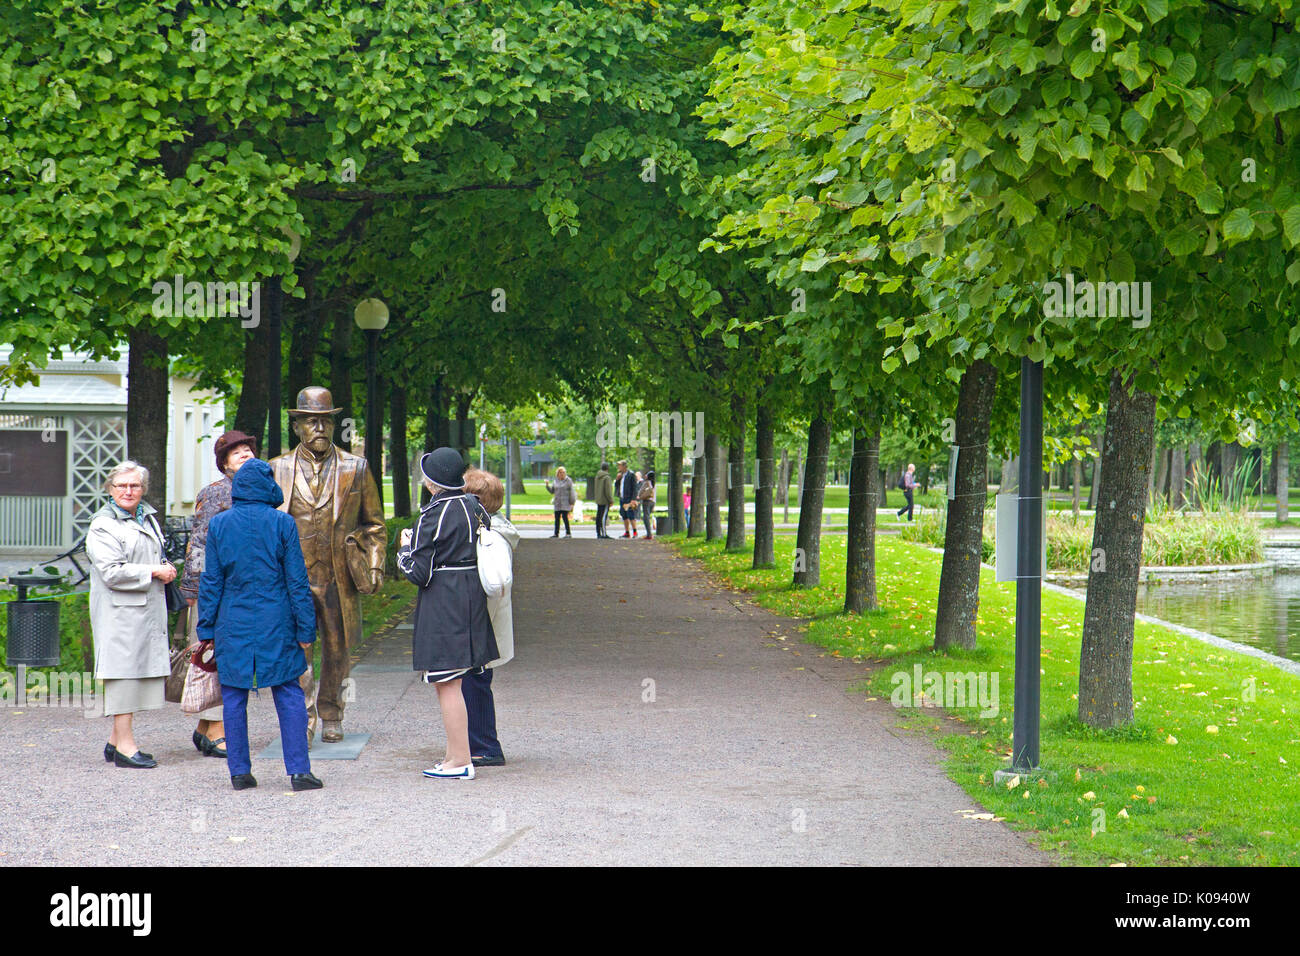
{"left": 1134, "top": 573, "right": 1300, "bottom": 662}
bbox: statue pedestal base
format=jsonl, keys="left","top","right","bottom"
{"left": 260, "top": 730, "right": 371, "bottom": 761}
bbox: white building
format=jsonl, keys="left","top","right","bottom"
{"left": 0, "top": 347, "right": 224, "bottom": 552}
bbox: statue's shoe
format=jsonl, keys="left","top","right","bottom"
{"left": 322, "top": 720, "right": 344, "bottom": 743}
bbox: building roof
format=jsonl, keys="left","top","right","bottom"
{"left": 0, "top": 375, "right": 127, "bottom": 408}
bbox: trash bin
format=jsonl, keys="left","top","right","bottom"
{"left": 655, "top": 516, "right": 670, "bottom": 536}
{"left": 5, "top": 575, "right": 63, "bottom": 668}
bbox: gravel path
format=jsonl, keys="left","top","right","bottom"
{"left": 0, "top": 535, "right": 1047, "bottom": 866}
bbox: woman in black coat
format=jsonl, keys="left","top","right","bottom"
{"left": 396, "top": 447, "right": 498, "bottom": 780}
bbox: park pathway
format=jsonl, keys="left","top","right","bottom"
{"left": 0, "top": 534, "right": 1046, "bottom": 866}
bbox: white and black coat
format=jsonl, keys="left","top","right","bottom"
{"left": 396, "top": 493, "right": 498, "bottom": 673}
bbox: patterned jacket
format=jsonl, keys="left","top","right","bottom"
{"left": 180, "top": 475, "right": 233, "bottom": 599}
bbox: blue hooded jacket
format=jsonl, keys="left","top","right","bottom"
{"left": 197, "top": 458, "right": 316, "bottom": 688}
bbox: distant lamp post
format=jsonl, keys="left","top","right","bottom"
{"left": 267, "top": 225, "right": 301, "bottom": 458}
{"left": 354, "top": 297, "right": 389, "bottom": 506}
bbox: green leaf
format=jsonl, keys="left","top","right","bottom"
{"left": 1041, "top": 73, "right": 1070, "bottom": 108}
{"left": 1121, "top": 108, "right": 1147, "bottom": 143}
{"left": 1204, "top": 326, "right": 1227, "bottom": 351}
{"left": 1287, "top": 260, "right": 1300, "bottom": 285}
{"left": 1281, "top": 205, "right": 1300, "bottom": 247}
{"left": 1069, "top": 47, "right": 1103, "bottom": 80}
{"left": 1221, "top": 207, "right": 1255, "bottom": 242}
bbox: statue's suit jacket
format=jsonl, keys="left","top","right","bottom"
{"left": 267, "top": 444, "right": 386, "bottom": 651}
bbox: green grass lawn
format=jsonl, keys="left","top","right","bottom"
{"left": 665, "top": 531, "right": 1300, "bottom": 866}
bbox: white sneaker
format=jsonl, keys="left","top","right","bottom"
{"left": 423, "top": 762, "right": 475, "bottom": 780}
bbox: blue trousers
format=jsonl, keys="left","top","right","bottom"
{"left": 221, "top": 681, "right": 311, "bottom": 777}
{"left": 461, "top": 668, "right": 503, "bottom": 760}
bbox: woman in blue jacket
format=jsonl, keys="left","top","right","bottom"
{"left": 198, "top": 459, "right": 321, "bottom": 792}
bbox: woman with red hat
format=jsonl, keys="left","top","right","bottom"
{"left": 178, "top": 429, "right": 258, "bottom": 758}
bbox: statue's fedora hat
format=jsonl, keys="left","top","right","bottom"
{"left": 288, "top": 386, "right": 343, "bottom": 416}
{"left": 420, "top": 447, "right": 466, "bottom": 490}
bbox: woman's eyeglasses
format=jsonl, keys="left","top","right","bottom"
{"left": 112, "top": 483, "right": 144, "bottom": 491}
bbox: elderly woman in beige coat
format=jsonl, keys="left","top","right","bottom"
{"left": 86, "top": 461, "right": 176, "bottom": 768}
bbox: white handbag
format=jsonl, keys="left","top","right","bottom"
{"left": 476, "top": 514, "right": 513, "bottom": 600}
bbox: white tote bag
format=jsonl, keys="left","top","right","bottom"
{"left": 571, "top": 497, "right": 584, "bottom": 522}
{"left": 476, "top": 514, "right": 513, "bottom": 600}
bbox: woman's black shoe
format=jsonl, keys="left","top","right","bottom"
{"left": 192, "top": 730, "right": 205, "bottom": 752}
{"left": 105, "top": 743, "right": 153, "bottom": 762}
{"left": 113, "top": 749, "right": 158, "bottom": 769}
{"left": 231, "top": 773, "right": 258, "bottom": 790}
{"left": 206, "top": 736, "right": 228, "bottom": 758}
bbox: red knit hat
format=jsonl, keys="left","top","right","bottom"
{"left": 214, "top": 430, "right": 258, "bottom": 472}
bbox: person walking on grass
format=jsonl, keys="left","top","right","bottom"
{"left": 897, "top": 463, "right": 917, "bottom": 522}
{"left": 545, "top": 466, "right": 576, "bottom": 538}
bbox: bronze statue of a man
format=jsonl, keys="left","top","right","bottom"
{"left": 268, "top": 386, "right": 386, "bottom": 744}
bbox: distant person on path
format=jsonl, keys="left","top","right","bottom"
{"left": 683, "top": 486, "right": 692, "bottom": 532}
{"left": 638, "top": 469, "right": 657, "bottom": 539}
{"left": 461, "top": 468, "right": 519, "bottom": 767}
{"left": 396, "top": 448, "right": 499, "bottom": 780}
{"left": 615, "top": 459, "right": 638, "bottom": 537}
{"left": 87, "top": 461, "right": 175, "bottom": 769}
{"left": 593, "top": 462, "right": 615, "bottom": 539}
{"left": 545, "top": 466, "right": 576, "bottom": 538}
{"left": 897, "top": 463, "right": 917, "bottom": 522}
{"left": 199, "top": 459, "right": 321, "bottom": 791}
{"left": 179, "top": 429, "right": 260, "bottom": 761}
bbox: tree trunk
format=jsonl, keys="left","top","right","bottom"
{"left": 233, "top": 319, "right": 270, "bottom": 450}
{"left": 1154, "top": 446, "right": 1169, "bottom": 503}
{"left": 1169, "top": 446, "right": 1186, "bottom": 509}
{"left": 844, "top": 424, "right": 879, "bottom": 614}
{"left": 753, "top": 397, "right": 775, "bottom": 568}
{"left": 1187, "top": 441, "right": 1202, "bottom": 507}
{"left": 1088, "top": 434, "right": 1103, "bottom": 509}
{"left": 127, "top": 326, "right": 170, "bottom": 514}
{"left": 705, "top": 432, "right": 723, "bottom": 541}
{"left": 1078, "top": 370, "right": 1156, "bottom": 729}
{"left": 390, "top": 385, "right": 410, "bottom": 517}
{"left": 776, "top": 449, "right": 788, "bottom": 505}
{"left": 328, "top": 305, "right": 354, "bottom": 452}
{"left": 687, "top": 455, "right": 705, "bottom": 538}
{"left": 934, "top": 358, "right": 996, "bottom": 650}
{"left": 667, "top": 399, "right": 684, "bottom": 534}
{"left": 726, "top": 392, "right": 747, "bottom": 550}
{"left": 1278, "top": 441, "right": 1290, "bottom": 522}
{"left": 793, "top": 414, "right": 830, "bottom": 588}
{"left": 1072, "top": 458, "right": 1083, "bottom": 516}
{"left": 509, "top": 438, "right": 525, "bottom": 495}
{"left": 453, "top": 390, "right": 473, "bottom": 461}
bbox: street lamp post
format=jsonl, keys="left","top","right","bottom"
{"left": 267, "top": 226, "right": 300, "bottom": 458}
{"left": 354, "top": 298, "right": 389, "bottom": 507}
{"left": 1012, "top": 356, "right": 1044, "bottom": 773}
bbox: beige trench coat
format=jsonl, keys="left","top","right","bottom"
{"left": 485, "top": 513, "right": 520, "bottom": 668}
{"left": 85, "top": 503, "right": 169, "bottom": 680}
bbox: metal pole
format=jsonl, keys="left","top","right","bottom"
{"left": 1012, "top": 356, "right": 1043, "bottom": 772}
{"left": 366, "top": 327, "right": 383, "bottom": 508}
{"left": 504, "top": 438, "right": 512, "bottom": 521}
{"left": 267, "top": 275, "right": 283, "bottom": 457}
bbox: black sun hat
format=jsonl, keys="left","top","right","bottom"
{"left": 420, "top": 447, "right": 466, "bottom": 490}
